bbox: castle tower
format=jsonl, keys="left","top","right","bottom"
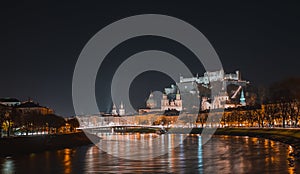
{"left": 112, "top": 103, "right": 118, "bottom": 115}
{"left": 240, "top": 90, "right": 246, "bottom": 106}
{"left": 161, "top": 93, "right": 169, "bottom": 111}
{"left": 119, "top": 102, "right": 125, "bottom": 116}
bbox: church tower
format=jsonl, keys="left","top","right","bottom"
{"left": 161, "top": 93, "right": 169, "bottom": 111}
{"left": 174, "top": 90, "right": 182, "bottom": 109}
{"left": 240, "top": 90, "right": 246, "bottom": 106}
{"left": 112, "top": 103, "right": 118, "bottom": 115}
{"left": 119, "top": 102, "right": 125, "bottom": 116}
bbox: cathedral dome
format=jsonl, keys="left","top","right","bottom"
{"left": 146, "top": 92, "right": 157, "bottom": 108}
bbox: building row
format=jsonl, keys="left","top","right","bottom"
{"left": 0, "top": 98, "right": 54, "bottom": 115}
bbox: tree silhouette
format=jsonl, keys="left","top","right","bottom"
{"left": 269, "top": 77, "right": 300, "bottom": 127}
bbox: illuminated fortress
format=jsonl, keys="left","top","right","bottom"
{"left": 140, "top": 69, "right": 249, "bottom": 113}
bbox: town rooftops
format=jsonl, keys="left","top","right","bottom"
{"left": 0, "top": 98, "right": 20, "bottom": 102}
{"left": 17, "top": 101, "right": 42, "bottom": 108}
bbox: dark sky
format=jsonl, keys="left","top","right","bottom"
{"left": 1, "top": 1, "right": 300, "bottom": 116}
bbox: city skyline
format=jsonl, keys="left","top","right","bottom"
{"left": 1, "top": 1, "right": 300, "bottom": 116}
{"left": 1, "top": 2, "right": 300, "bottom": 173}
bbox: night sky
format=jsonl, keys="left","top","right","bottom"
{"left": 1, "top": 1, "right": 300, "bottom": 116}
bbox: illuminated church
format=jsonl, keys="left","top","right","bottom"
{"left": 139, "top": 88, "right": 183, "bottom": 114}
{"left": 111, "top": 102, "right": 125, "bottom": 116}
{"left": 161, "top": 90, "right": 182, "bottom": 111}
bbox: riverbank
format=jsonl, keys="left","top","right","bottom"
{"left": 0, "top": 132, "right": 100, "bottom": 157}
{"left": 188, "top": 128, "right": 300, "bottom": 159}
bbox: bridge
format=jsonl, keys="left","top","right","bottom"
{"left": 77, "top": 124, "right": 166, "bottom": 134}
{"left": 76, "top": 115, "right": 167, "bottom": 135}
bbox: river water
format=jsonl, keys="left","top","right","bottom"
{"left": 1, "top": 134, "right": 299, "bottom": 173}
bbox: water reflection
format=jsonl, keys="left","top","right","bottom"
{"left": 0, "top": 135, "right": 299, "bottom": 173}
{"left": 198, "top": 135, "right": 204, "bottom": 174}
{"left": 63, "top": 149, "right": 72, "bottom": 174}
{"left": 1, "top": 157, "right": 15, "bottom": 174}
{"left": 97, "top": 133, "right": 188, "bottom": 160}
{"left": 83, "top": 134, "right": 299, "bottom": 173}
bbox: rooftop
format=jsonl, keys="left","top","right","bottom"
{"left": 17, "top": 101, "right": 42, "bottom": 108}
{"left": 0, "top": 98, "right": 20, "bottom": 103}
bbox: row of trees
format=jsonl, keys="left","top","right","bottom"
{"left": 265, "top": 78, "right": 300, "bottom": 128}
{"left": 0, "top": 108, "right": 79, "bottom": 137}
{"left": 220, "top": 103, "right": 300, "bottom": 128}
{"left": 195, "top": 104, "right": 299, "bottom": 128}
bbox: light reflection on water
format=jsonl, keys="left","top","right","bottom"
{"left": 0, "top": 135, "right": 299, "bottom": 173}
{"left": 1, "top": 157, "right": 15, "bottom": 174}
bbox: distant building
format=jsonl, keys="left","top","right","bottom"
{"left": 201, "top": 92, "right": 232, "bottom": 110}
{"left": 111, "top": 104, "right": 118, "bottom": 115}
{"left": 138, "top": 88, "right": 183, "bottom": 114}
{"left": 164, "top": 84, "right": 178, "bottom": 95}
{"left": 161, "top": 90, "right": 182, "bottom": 111}
{"left": 179, "top": 69, "right": 249, "bottom": 110}
{"left": 0, "top": 98, "right": 21, "bottom": 106}
{"left": 201, "top": 90, "right": 247, "bottom": 110}
{"left": 111, "top": 102, "right": 126, "bottom": 116}
{"left": 179, "top": 69, "right": 246, "bottom": 87}
{"left": 240, "top": 90, "right": 246, "bottom": 106}
{"left": 211, "top": 92, "right": 229, "bottom": 109}
{"left": 16, "top": 100, "right": 54, "bottom": 115}
{"left": 146, "top": 92, "right": 157, "bottom": 109}
{"left": 138, "top": 69, "right": 249, "bottom": 113}
{"left": 201, "top": 97, "right": 210, "bottom": 110}
{"left": 119, "top": 102, "right": 125, "bottom": 116}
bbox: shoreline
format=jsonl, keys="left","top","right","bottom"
{"left": 0, "top": 132, "right": 100, "bottom": 157}
{"left": 2, "top": 128, "right": 300, "bottom": 160}
{"left": 192, "top": 128, "right": 300, "bottom": 159}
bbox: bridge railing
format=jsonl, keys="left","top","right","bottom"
{"left": 76, "top": 115, "right": 153, "bottom": 128}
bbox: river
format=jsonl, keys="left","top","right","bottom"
{"left": 1, "top": 134, "right": 299, "bottom": 173}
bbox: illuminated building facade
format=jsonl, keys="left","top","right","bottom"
{"left": 111, "top": 102, "right": 126, "bottom": 116}
{"left": 16, "top": 100, "right": 54, "bottom": 115}
{"left": 0, "top": 98, "right": 21, "bottom": 106}
{"left": 161, "top": 90, "right": 182, "bottom": 111}
{"left": 179, "top": 69, "right": 249, "bottom": 110}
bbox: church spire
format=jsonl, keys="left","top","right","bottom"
{"left": 240, "top": 90, "right": 246, "bottom": 106}
{"left": 119, "top": 102, "right": 125, "bottom": 115}
{"left": 112, "top": 103, "right": 118, "bottom": 115}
